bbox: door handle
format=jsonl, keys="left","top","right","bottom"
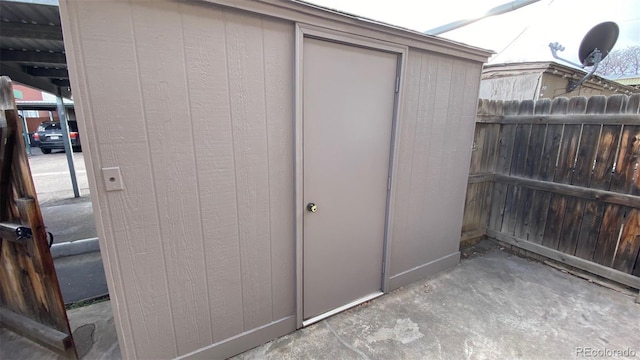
{"left": 307, "top": 203, "right": 318, "bottom": 213}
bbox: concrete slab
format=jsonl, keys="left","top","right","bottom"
{"left": 1, "top": 240, "right": 638, "bottom": 360}
{"left": 0, "top": 301, "right": 120, "bottom": 360}
{"left": 234, "top": 241, "right": 639, "bottom": 359}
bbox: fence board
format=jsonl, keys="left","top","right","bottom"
{"left": 488, "top": 182, "right": 507, "bottom": 231}
{"left": 464, "top": 95, "right": 640, "bottom": 285}
{"left": 590, "top": 125, "right": 622, "bottom": 190}
{"left": 538, "top": 124, "right": 563, "bottom": 181}
{"left": 592, "top": 204, "right": 626, "bottom": 266}
{"left": 555, "top": 125, "right": 581, "bottom": 184}
{"left": 526, "top": 190, "right": 552, "bottom": 244}
{"left": 534, "top": 98, "right": 552, "bottom": 115}
{"left": 606, "top": 94, "right": 627, "bottom": 114}
{"left": 510, "top": 124, "right": 531, "bottom": 176}
{"left": 611, "top": 126, "right": 640, "bottom": 194}
{"left": 497, "top": 125, "right": 517, "bottom": 175}
{"left": 557, "top": 197, "right": 585, "bottom": 254}
{"left": 586, "top": 95, "right": 607, "bottom": 114}
{"left": 574, "top": 201, "right": 606, "bottom": 261}
{"left": 501, "top": 184, "right": 520, "bottom": 235}
{"left": 0, "top": 77, "right": 77, "bottom": 358}
{"left": 469, "top": 124, "right": 500, "bottom": 175}
{"left": 469, "top": 125, "right": 486, "bottom": 175}
{"left": 612, "top": 209, "right": 640, "bottom": 274}
{"left": 541, "top": 194, "right": 566, "bottom": 250}
{"left": 462, "top": 182, "right": 481, "bottom": 232}
{"left": 572, "top": 124, "right": 600, "bottom": 187}
{"left": 524, "top": 124, "right": 546, "bottom": 177}
{"left": 514, "top": 187, "right": 534, "bottom": 240}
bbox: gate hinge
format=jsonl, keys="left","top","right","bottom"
{"left": 387, "top": 176, "right": 392, "bottom": 190}
{"left": 395, "top": 77, "right": 400, "bottom": 93}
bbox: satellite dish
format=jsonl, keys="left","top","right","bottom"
{"left": 578, "top": 22, "right": 618, "bottom": 66}
{"left": 548, "top": 21, "right": 619, "bottom": 92}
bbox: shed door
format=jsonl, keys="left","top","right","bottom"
{"left": 303, "top": 38, "right": 397, "bottom": 321}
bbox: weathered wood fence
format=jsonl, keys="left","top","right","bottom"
{"left": 463, "top": 94, "right": 640, "bottom": 291}
{"left": 0, "top": 77, "right": 77, "bottom": 358}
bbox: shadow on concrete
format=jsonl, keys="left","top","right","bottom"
{"left": 3, "top": 240, "right": 638, "bottom": 359}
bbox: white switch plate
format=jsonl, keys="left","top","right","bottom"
{"left": 102, "top": 167, "right": 124, "bottom": 191}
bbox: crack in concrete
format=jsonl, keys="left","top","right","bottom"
{"left": 324, "top": 321, "right": 372, "bottom": 360}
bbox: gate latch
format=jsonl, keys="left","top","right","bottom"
{"left": 15, "top": 226, "right": 33, "bottom": 241}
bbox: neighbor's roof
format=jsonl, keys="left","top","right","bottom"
{"left": 482, "top": 61, "right": 638, "bottom": 95}
{"left": 613, "top": 76, "right": 640, "bottom": 87}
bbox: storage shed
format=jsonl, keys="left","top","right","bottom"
{"left": 58, "top": 0, "right": 491, "bottom": 358}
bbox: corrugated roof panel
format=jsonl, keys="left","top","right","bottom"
{"left": 0, "top": 38, "right": 65, "bottom": 53}
{"left": 0, "top": 1, "right": 61, "bottom": 25}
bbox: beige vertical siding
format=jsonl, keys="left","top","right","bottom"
{"left": 60, "top": 0, "right": 487, "bottom": 357}
{"left": 60, "top": 0, "right": 295, "bottom": 358}
{"left": 390, "top": 49, "right": 482, "bottom": 279}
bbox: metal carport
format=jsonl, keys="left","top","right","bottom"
{"left": 0, "top": 0, "right": 79, "bottom": 197}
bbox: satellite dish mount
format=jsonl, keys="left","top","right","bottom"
{"left": 548, "top": 22, "right": 619, "bottom": 93}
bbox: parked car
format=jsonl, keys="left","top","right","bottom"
{"left": 33, "top": 121, "right": 82, "bottom": 154}
{"left": 29, "top": 132, "right": 40, "bottom": 147}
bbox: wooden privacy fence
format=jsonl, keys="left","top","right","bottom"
{"left": 0, "top": 77, "right": 77, "bottom": 358}
{"left": 463, "top": 94, "right": 640, "bottom": 291}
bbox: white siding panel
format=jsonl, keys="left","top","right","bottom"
{"left": 262, "top": 19, "right": 296, "bottom": 321}
{"left": 130, "top": 0, "right": 211, "bottom": 354}
{"left": 420, "top": 56, "right": 455, "bottom": 259}
{"left": 390, "top": 50, "right": 481, "bottom": 277}
{"left": 435, "top": 59, "right": 472, "bottom": 255}
{"left": 180, "top": 3, "right": 245, "bottom": 343}
{"left": 406, "top": 52, "right": 443, "bottom": 271}
{"left": 224, "top": 10, "right": 274, "bottom": 330}
{"left": 388, "top": 51, "right": 421, "bottom": 276}
{"left": 74, "top": 1, "right": 178, "bottom": 357}
{"left": 60, "top": 0, "right": 487, "bottom": 357}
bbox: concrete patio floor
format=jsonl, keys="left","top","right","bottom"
{"left": 1, "top": 240, "right": 638, "bottom": 359}
{"left": 233, "top": 240, "right": 639, "bottom": 360}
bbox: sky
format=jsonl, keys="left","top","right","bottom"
{"left": 304, "top": 0, "right": 640, "bottom": 66}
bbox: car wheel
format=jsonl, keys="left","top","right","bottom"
{"left": 41, "top": 148, "right": 52, "bottom": 154}
{"left": 73, "top": 146, "right": 82, "bottom": 153}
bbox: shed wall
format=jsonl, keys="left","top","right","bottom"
{"left": 390, "top": 49, "right": 483, "bottom": 285}
{"left": 59, "top": 0, "right": 486, "bottom": 358}
{"left": 61, "top": 1, "right": 295, "bottom": 358}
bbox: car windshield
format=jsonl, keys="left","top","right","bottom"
{"left": 41, "top": 123, "right": 61, "bottom": 131}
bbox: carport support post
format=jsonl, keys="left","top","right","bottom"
{"left": 20, "top": 112, "right": 32, "bottom": 156}
{"left": 56, "top": 88, "right": 80, "bottom": 198}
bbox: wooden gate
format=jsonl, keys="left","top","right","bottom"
{"left": 0, "top": 77, "right": 77, "bottom": 358}
{"left": 463, "top": 94, "right": 640, "bottom": 298}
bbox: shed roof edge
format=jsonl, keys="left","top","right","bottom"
{"left": 197, "top": 0, "right": 494, "bottom": 63}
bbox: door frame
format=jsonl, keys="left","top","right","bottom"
{"left": 294, "top": 23, "right": 408, "bottom": 328}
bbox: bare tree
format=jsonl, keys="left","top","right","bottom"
{"left": 596, "top": 45, "right": 640, "bottom": 77}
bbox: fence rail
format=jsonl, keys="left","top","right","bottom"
{"left": 463, "top": 94, "right": 640, "bottom": 292}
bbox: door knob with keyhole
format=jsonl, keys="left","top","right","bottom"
{"left": 307, "top": 203, "right": 318, "bottom": 213}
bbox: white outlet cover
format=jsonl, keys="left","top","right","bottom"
{"left": 102, "top": 167, "right": 124, "bottom": 191}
